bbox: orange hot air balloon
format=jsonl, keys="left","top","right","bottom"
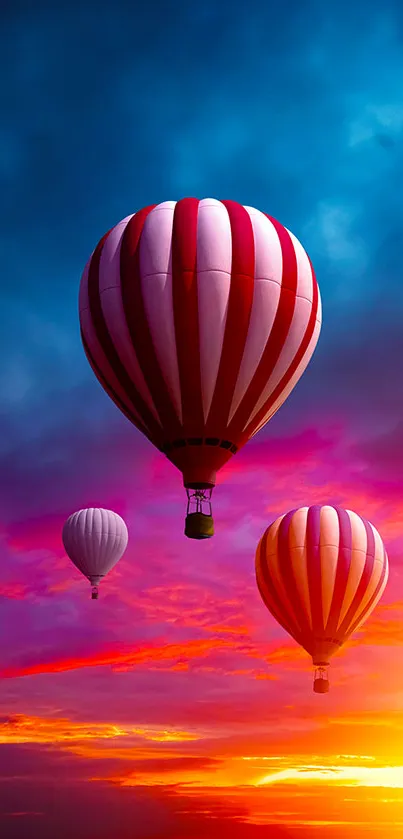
{"left": 255, "top": 505, "right": 389, "bottom": 693}
{"left": 79, "top": 199, "right": 321, "bottom": 539}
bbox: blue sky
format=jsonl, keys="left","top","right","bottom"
{"left": 2, "top": 0, "right": 403, "bottom": 454}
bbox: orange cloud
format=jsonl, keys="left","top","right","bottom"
{"left": 0, "top": 627, "right": 305, "bottom": 680}
{"left": 264, "top": 644, "right": 306, "bottom": 666}
{"left": 0, "top": 713, "right": 199, "bottom": 745}
{"left": 327, "top": 711, "right": 403, "bottom": 731}
{"left": 0, "top": 714, "right": 126, "bottom": 744}
{"left": 345, "top": 602, "right": 403, "bottom": 647}
{"left": 4, "top": 710, "right": 403, "bottom": 833}
{"left": 357, "top": 618, "right": 403, "bottom": 646}
{"left": 0, "top": 637, "right": 237, "bottom": 679}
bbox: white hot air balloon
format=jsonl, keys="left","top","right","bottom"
{"left": 62, "top": 508, "right": 128, "bottom": 599}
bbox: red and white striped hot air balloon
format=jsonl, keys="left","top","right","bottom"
{"left": 255, "top": 505, "right": 389, "bottom": 693}
{"left": 79, "top": 199, "right": 321, "bottom": 539}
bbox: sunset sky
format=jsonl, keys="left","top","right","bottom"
{"left": 2, "top": 0, "right": 403, "bottom": 836}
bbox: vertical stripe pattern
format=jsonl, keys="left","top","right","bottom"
{"left": 62, "top": 508, "right": 128, "bottom": 584}
{"left": 255, "top": 505, "right": 389, "bottom": 661}
{"left": 79, "top": 199, "right": 321, "bottom": 480}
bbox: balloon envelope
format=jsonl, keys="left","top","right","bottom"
{"left": 80, "top": 199, "right": 321, "bottom": 482}
{"left": 79, "top": 198, "right": 321, "bottom": 536}
{"left": 256, "top": 505, "right": 388, "bottom": 680}
{"left": 62, "top": 508, "right": 128, "bottom": 596}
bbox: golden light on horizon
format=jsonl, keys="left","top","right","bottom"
{"left": 256, "top": 765, "right": 403, "bottom": 788}
{"left": 131, "top": 727, "right": 200, "bottom": 742}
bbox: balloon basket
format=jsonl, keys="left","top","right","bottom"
{"left": 185, "top": 488, "right": 214, "bottom": 539}
{"left": 313, "top": 666, "right": 329, "bottom": 694}
{"left": 185, "top": 512, "right": 214, "bottom": 539}
{"left": 91, "top": 586, "right": 99, "bottom": 600}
